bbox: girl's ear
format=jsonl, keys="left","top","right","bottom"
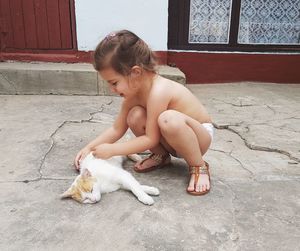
{"left": 129, "top": 66, "right": 142, "bottom": 89}
{"left": 130, "top": 66, "right": 142, "bottom": 78}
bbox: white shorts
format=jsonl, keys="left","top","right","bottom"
{"left": 173, "top": 122, "right": 214, "bottom": 158}
{"left": 202, "top": 123, "right": 214, "bottom": 141}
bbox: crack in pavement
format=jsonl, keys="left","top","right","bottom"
{"left": 210, "top": 148, "right": 255, "bottom": 179}
{"left": 210, "top": 149, "right": 300, "bottom": 182}
{"left": 211, "top": 97, "right": 259, "bottom": 107}
{"left": 214, "top": 124, "right": 300, "bottom": 163}
{"left": 38, "top": 99, "right": 114, "bottom": 179}
{"left": 0, "top": 98, "right": 114, "bottom": 184}
{"left": 229, "top": 150, "right": 255, "bottom": 178}
{"left": 212, "top": 98, "right": 286, "bottom": 117}
{"left": 0, "top": 177, "right": 73, "bottom": 184}
{"left": 266, "top": 105, "right": 276, "bottom": 115}
{"left": 236, "top": 121, "right": 300, "bottom": 134}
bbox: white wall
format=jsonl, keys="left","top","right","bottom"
{"left": 75, "top": 0, "right": 168, "bottom": 51}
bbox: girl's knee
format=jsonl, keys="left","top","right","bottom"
{"left": 127, "top": 106, "right": 146, "bottom": 127}
{"left": 158, "top": 110, "right": 183, "bottom": 134}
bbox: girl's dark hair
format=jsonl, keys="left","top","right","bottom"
{"left": 93, "top": 30, "right": 157, "bottom": 75}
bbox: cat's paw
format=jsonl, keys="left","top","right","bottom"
{"left": 82, "top": 198, "right": 98, "bottom": 204}
{"left": 141, "top": 185, "right": 160, "bottom": 196}
{"left": 138, "top": 195, "right": 154, "bottom": 206}
{"left": 147, "top": 187, "right": 160, "bottom": 196}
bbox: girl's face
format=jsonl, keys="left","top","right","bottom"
{"left": 99, "top": 67, "right": 134, "bottom": 98}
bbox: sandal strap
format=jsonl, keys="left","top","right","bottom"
{"left": 189, "top": 166, "right": 198, "bottom": 175}
{"left": 149, "top": 153, "right": 168, "bottom": 163}
{"left": 199, "top": 165, "right": 209, "bottom": 175}
{"left": 188, "top": 162, "right": 210, "bottom": 192}
{"left": 189, "top": 164, "right": 209, "bottom": 175}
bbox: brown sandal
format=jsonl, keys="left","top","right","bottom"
{"left": 134, "top": 153, "right": 171, "bottom": 173}
{"left": 187, "top": 161, "right": 210, "bottom": 196}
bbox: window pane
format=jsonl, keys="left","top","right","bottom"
{"left": 189, "top": 0, "right": 233, "bottom": 44}
{"left": 238, "top": 0, "right": 300, "bottom": 45}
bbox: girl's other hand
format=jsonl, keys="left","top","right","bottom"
{"left": 93, "top": 143, "right": 113, "bottom": 159}
{"left": 74, "top": 147, "right": 91, "bottom": 170}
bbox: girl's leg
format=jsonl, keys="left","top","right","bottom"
{"left": 158, "top": 110, "right": 212, "bottom": 193}
{"left": 127, "top": 106, "right": 171, "bottom": 170}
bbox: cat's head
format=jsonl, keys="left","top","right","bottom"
{"left": 61, "top": 168, "right": 101, "bottom": 204}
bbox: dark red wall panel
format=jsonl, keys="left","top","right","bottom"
{"left": 34, "top": 0, "right": 50, "bottom": 48}
{"left": 46, "top": 0, "right": 61, "bottom": 48}
{"left": 59, "top": 0, "right": 72, "bottom": 48}
{"left": 168, "top": 52, "right": 300, "bottom": 84}
{"left": 0, "top": 0, "right": 75, "bottom": 50}
{"left": 10, "top": 0, "right": 26, "bottom": 48}
{"left": 0, "top": 0, "right": 14, "bottom": 48}
{"left": 23, "top": 0, "right": 38, "bottom": 48}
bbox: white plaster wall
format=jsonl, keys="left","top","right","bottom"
{"left": 75, "top": 0, "right": 168, "bottom": 51}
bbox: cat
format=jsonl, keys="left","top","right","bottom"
{"left": 61, "top": 153, "right": 159, "bottom": 205}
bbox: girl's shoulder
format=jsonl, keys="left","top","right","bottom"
{"left": 152, "top": 76, "right": 183, "bottom": 96}
{"left": 155, "top": 75, "right": 182, "bottom": 87}
{"left": 152, "top": 76, "right": 171, "bottom": 90}
{"left": 147, "top": 77, "right": 176, "bottom": 107}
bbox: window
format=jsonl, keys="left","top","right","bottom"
{"left": 189, "top": 0, "right": 233, "bottom": 44}
{"left": 168, "top": 0, "right": 300, "bottom": 52}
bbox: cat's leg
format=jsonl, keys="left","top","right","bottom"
{"left": 120, "top": 172, "right": 155, "bottom": 205}
{"left": 140, "top": 185, "right": 160, "bottom": 196}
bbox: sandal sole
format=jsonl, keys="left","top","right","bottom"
{"left": 133, "top": 162, "right": 170, "bottom": 173}
{"left": 186, "top": 189, "right": 210, "bottom": 196}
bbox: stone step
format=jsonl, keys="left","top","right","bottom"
{"left": 0, "top": 62, "right": 186, "bottom": 95}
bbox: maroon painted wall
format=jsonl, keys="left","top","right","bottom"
{"left": 168, "top": 52, "right": 300, "bottom": 84}
{"left": 0, "top": 0, "right": 76, "bottom": 50}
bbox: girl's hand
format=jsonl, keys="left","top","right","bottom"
{"left": 93, "top": 143, "right": 114, "bottom": 159}
{"left": 74, "top": 147, "right": 91, "bottom": 170}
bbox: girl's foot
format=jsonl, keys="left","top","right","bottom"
{"left": 134, "top": 153, "right": 171, "bottom": 173}
{"left": 186, "top": 162, "right": 210, "bottom": 195}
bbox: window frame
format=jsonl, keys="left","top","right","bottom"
{"left": 168, "top": 0, "right": 300, "bottom": 53}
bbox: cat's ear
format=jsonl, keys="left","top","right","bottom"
{"left": 60, "top": 187, "right": 73, "bottom": 199}
{"left": 81, "top": 168, "right": 91, "bottom": 179}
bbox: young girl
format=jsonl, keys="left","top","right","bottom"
{"left": 74, "top": 30, "right": 214, "bottom": 195}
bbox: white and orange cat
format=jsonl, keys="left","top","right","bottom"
{"left": 61, "top": 153, "right": 159, "bottom": 205}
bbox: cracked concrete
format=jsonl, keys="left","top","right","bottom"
{"left": 0, "top": 82, "right": 300, "bottom": 250}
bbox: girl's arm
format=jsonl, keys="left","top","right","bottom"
{"left": 98, "top": 89, "right": 170, "bottom": 157}
{"left": 86, "top": 103, "right": 129, "bottom": 150}
{"left": 75, "top": 102, "right": 129, "bottom": 167}
{"left": 86, "top": 126, "right": 126, "bottom": 151}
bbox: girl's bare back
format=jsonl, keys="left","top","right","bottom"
{"left": 129, "top": 75, "right": 212, "bottom": 124}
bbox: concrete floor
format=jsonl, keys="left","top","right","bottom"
{"left": 0, "top": 83, "right": 299, "bottom": 250}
